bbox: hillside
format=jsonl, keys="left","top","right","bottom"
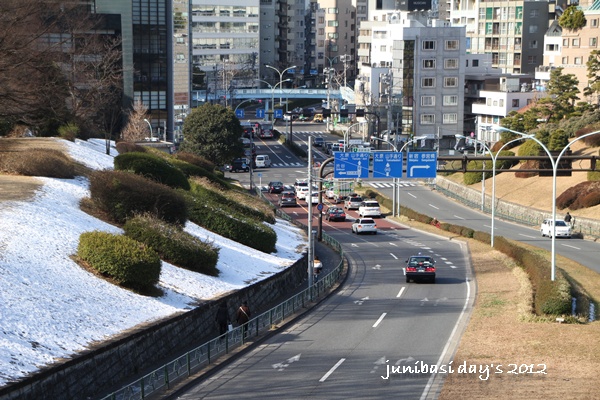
{"left": 0, "top": 138, "right": 307, "bottom": 386}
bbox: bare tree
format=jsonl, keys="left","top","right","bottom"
{"left": 121, "top": 100, "right": 150, "bottom": 142}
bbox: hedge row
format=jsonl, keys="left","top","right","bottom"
{"left": 186, "top": 192, "right": 276, "bottom": 254}
{"left": 78, "top": 231, "right": 161, "bottom": 291}
{"left": 123, "top": 214, "right": 220, "bottom": 276}
{"left": 114, "top": 152, "right": 190, "bottom": 190}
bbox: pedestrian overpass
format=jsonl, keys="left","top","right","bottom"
{"left": 192, "top": 86, "right": 355, "bottom": 105}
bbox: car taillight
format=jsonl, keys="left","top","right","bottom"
{"left": 426, "top": 267, "right": 435, "bottom": 272}
{"left": 407, "top": 267, "right": 416, "bottom": 272}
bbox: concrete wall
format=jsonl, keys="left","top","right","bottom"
{"left": 0, "top": 256, "right": 308, "bottom": 400}
{"left": 436, "top": 177, "right": 600, "bottom": 240}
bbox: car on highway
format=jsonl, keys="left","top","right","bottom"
{"left": 358, "top": 200, "right": 381, "bottom": 218}
{"left": 278, "top": 191, "right": 297, "bottom": 207}
{"left": 255, "top": 154, "right": 271, "bottom": 168}
{"left": 309, "top": 192, "right": 320, "bottom": 204}
{"left": 325, "top": 206, "right": 346, "bottom": 222}
{"left": 405, "top": 254, "right": 436, "bottom": 283}
{"left": 540, "top": 219, "right": 572, "bottom": 238}
{"left": 267, "top": 181, "right": 284, "bottom": 194}
{"left": 224, "top": 158, "right": 249, "bottom": 173}
{"left": 296, "top": 186, "right": 310, "bottom": 200}
{"left": 345, "top": 195, "right": 363, "bottom": 210}
{"left": 351, "top": 218, "right": 377, "bottom": 234}
{"left": 313, "top": 113, "right": 324, "bottom": 123}
{"left": 313, "top": 137, "right": 325, "bottom": 147}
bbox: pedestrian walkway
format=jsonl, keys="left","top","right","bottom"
{"left": 365, "top": 181, "right": 418, "bottom": 189}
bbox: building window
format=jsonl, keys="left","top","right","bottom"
{"left": 562, "top": 56, "right": 569, "bottom": 64}
{"left": 421, "top": 77, "right": 435, "bottom": 87}
{"left": 530, "top": 10, "right": 539, "bottom": 18}
{"left": 443, "top": 95, "right": 458, "bottom": 105}
{"left": 443, "top": 113, "right": 457, "bottom": 124}
{"left": 546, "top": 43, "right": 559, "bottom": 51}
{"left": 423, "top": 59, "right": 436, "bottom": 69}
{"left": 328, "top": 32, "right": 338, "bottom": 39}
{"left": 328, "top": 8, "right": 338, "bottom": 13}
{"left": 421, "top": 96, "right": 435, "bottom": 106}
{"left": 575, "top": 57, "right": 583, "bottom": 65}
{"left": 592, "top": 19, "right": 598, "bottom": 28}
{"left": 530, "top": 40, "right": 538, "bottom": 49}
{"left": 529, "top": 25, "right": 538, "bottom": 34}
{"left": 444, "top": 58, "right": 459, "bottom": 69}
{"left": 563, "top": 38, "right": 569, "bottom": 47}
{"left": 572, "top": 38, "right": 580, "bottom": 47}
{"left": 422, "top": 40, "right": 436, "bottom": 50}
{"left": 527, "top": 56, "right": 537, "bottom": 64}
{"left": 445, "top": 40, "right": 459, "bottom": 50}
{"left": 444, "top": 77, "right": 458, "bottom": 87}
{"left": 512, "top": 99, "right": 520, "bottom": 107}
{"left": 421, "top": 114, "right": 435, "bottom": 124}
{"left": 591, "top": 37, "right": 598, "bottom": 47}
{"left": 328, "top": 20, "right": 339, "bottom": 27}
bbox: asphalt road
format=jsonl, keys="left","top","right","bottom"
{"left": 175, "top": 134, "right": 478, "bottom": 399}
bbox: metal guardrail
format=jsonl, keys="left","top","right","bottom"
{"left": 101, "top": 191, "right": 345, "bottom": 400}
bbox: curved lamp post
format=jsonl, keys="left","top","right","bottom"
{"left": 493, "top": 126, "right": 600, "bottom": 281}
{"left": 143, "top": 119, "right": 153, "bottom": 140}
{"left": 265, "top": 65, "right": 297, "bottom": 108}
{"left": 371, "top": 135, "right": 426, "bottom": 217}
{"left": 255, "top": 78, "right": 292, "bottom": 121}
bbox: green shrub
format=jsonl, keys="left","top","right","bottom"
{"left": 186, "top": 193, "right": 277, "bottom": 253}
{"left": 115, "top": 142, "right": 147, "bottom": 154}
{"left": 89, "top": 170, "right": 188, "bottom": 225}
{"left": 495, "top": 150, "right": 518, "bottom": 170}
{"left": 114, "top": 152, "right": 191, "bottom": 190}
{"left": 78, "top": 231, "right": 161, "bottom": 290}
{"left": 588, "top": 170, "right": 600, "bottom": 181}
{"left": 463, "top": 160, "right": 485, "bottom": 185}
{"left": 0, "top": 148, "right": 75, "bottom": 178}
{"left": 170, "top": 158, "right": 231, "bottom": 188}
{"left": 175, "top": 152, "right": 216, "bottom": 171}
{"left": 536, "top": 274, "right": 571, "bottom": 315}
{"left": 123, "top": 215, "right": 219, "bottom": 276}
{"left": 517, "top": 139, "right": 542, "bottom": 157}
{"left": 58, "top": 123, "right": 79, "bottom": 141}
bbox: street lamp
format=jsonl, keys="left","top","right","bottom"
{"left": 143, "top": 119, "right": 153, "bottom": 140}
{"left": 371, "top": 135, "right": 426, "bottom": 217}
{"left": 344, "top": 122, "right": 368, "bottom": 149}
{"left": 265, "top": 64, "right": 297, "bottom": 108}
{"left": 255, "top": 78, "right": 292, "bottom": 121}
{"left": 324, "top": 67, "right": 335, "bottom": 130}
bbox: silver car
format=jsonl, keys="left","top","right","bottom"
{"left": 351, "top": 218, "right": 377, "bottom": 235}
{"left": 344, "top": 195, "right": 363, "bottom": 210}
{"left": 540, "top": 219, "right": 571, "bottom": 238}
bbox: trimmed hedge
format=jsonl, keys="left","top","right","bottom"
{"left": 114, "top": 152, "right": 191, "bottom": 190}
{"left": 78, "top": 231, "right": 161, "bottom": 290}
{"left": 186, "top": 191, "right": 277, "bottom": 254}
{"left": 169, "top": 158, "right": 231, "bottom": 188}
{"left": 115, "top": 142, "right": 148, "bottom": 154}
{"left": 89, "top": 170, "right": 188, "bottom": 225}
{"left": 123, "top": 215, "right": 219, "bottom": 276}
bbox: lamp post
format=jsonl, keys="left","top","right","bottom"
{"left": 371, "top": 135, "right": 426, "bottom": 217}
{"left": 324, "top": 68, "right": 335, "bottom": 130}
{"left": 265, "top": 64, "right": 297, "bottom": 109}
{"left": 143, "top": 119, "right": 153, "bottom": 140}
{"left": 344, "top": 121, "right": 368, "bottom": 150}
{"left": 255, "top": 78, "right": 292, "bottom": 121}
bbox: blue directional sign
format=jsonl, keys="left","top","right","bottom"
{"left": 274, "top": 109, "right": 283, "bottom": 119}
{"left": 372, "top": 152, "right": 403, "bottom": 178}
{"left": 334, "top": 152, "right": 370, "bottom": 179}
{"left": 255, "top": 109, "right": 265, "bottom": 119}
{"left": 406, "top": 151, "right": 437, "bottom": 178}
{"left": 235, "top": 109, "right": 245, "bottom": 118}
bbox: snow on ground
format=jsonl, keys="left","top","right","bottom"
{"left": 0, "top": 139, "right": 307, "bottom": 385}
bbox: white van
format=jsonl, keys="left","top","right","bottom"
{"left": 255, "top": 155, "right": 271, "bottom": 168}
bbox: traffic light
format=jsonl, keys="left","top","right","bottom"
{"left": 323, "top": 108, "right": 331, "bottom": 117}
{"left": 340, "top": 109, "right": 349, "bottom": 118}
{"left": 356, "top": 109, "right": 365, "bottom": 117}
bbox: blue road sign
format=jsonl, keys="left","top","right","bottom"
{"left": 255, "top": 109, "right": 265, "bottom": 119}
{"left": 334, "top": 152, "right": 370, "bottom": 179}
{"left": 274, "top": 109, "right": 283, "bottom": 119}
{"left": 235, "top": 109, "right": 245, "bottom": 118}
{"left": 406, "top": 151, "right": 437, "bottom": 178}
{"left": 372, "top": 151, "right": 403, "bottom": 178}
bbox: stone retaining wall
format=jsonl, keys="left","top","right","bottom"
{"left": 0, "top": 256, "right": 308, "bottom": 400}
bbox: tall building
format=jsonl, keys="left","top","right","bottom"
{"left": 449, "top": 0, "right": 556, "bottom": 75}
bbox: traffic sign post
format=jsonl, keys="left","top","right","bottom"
{"left": 255, "top": 109, "right": 265, "bottom": 119}
{"left": 333, "top": 152, "right": 370, "bottom": 179}
{"left": 235, "top": 109, "right": 245, "bottom": 119}
{"left": 406, "top": 151, "right": 437, "bottom": 178}
{"left": 372, "top": 151, "right": 403, "bottom": 178}
{"left": 274, "top": 109, "right": 283, "bottom": 119}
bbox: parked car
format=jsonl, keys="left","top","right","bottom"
{"left": 255, "top": 155, "right": 271, "bottom": 168}
{"left": 313, "top": 137, "right": 325, "bottom": 147}
{"left": 540, "top": 219, "right": 571, "bottom": 238}
{"left": 358, "top": 200, "right": 382, "bottom": 218}
{"left": 345, "top": 195, "right": 363, "bottom": 210}
{"left": 405, "top": 254, "right": 436, "bottom": 283}
{"left": 278, "top": 191, "right": 298, "bottom": 207}
{"left": 267, "top": 181, "right": 284, "bottom": 194}
{"left": 351, "top": 218, "right": 377, "bottom": 234}
{"left": 325, "top": 206, "right": 346, "bottom": 222}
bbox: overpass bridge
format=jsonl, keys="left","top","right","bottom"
{"left": 192, "top": 87, "right": 355, "bottom": 105}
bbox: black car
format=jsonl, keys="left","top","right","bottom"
{"left": 278, "top": 191, "right": 298, "bottom": 207}
{"left": 405, "top": 254, "right": 436, "bottom": 283}
{"left": 268, "top": 181, "right": 284, "bottom": 194}
{"left": 313, "top": 137, "right": 325, "bottom": 147}
{"left": 225, "top": 158, "right": 249, "bottom": 173}
{"left": 325, "top": 206, "right": 346, "bottom": 222}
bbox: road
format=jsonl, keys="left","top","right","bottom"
{"left": 174, "top": 130, "right": 478, "bottom": 399}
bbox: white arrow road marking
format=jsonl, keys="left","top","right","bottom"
{"left": 395, "top": 356, "right": 415, "bottom": 365}
{"left": 272, "top": 354, "right": 301, "bottom": 371}
{"left": 320, "top": 358, "right": 346, "bottom": 382}
{"left": 372, "top": 264, "right": 382, "bottom": 270}
{"left": 351, "top": 243, "right": 358, "bottom": 247}
{"left": 390, "top": 253, "right": 398, "bottom": 260}
{"left": 434, "top": 297, "right": 448, "bottom": 306}
{"left": 388, "top": 242, "right": 397, "bottom": 246}
{"left": 373, "top": 313, "right": 387, "bottom": 328}
{"left": 354, "top": 296, "right": 369, "bottom": 305}
{"left": 370, "top": 357, "right": 388, "bottom": 374}
{"left": 421, "top": 297, "right": 429, "bottom": 306}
